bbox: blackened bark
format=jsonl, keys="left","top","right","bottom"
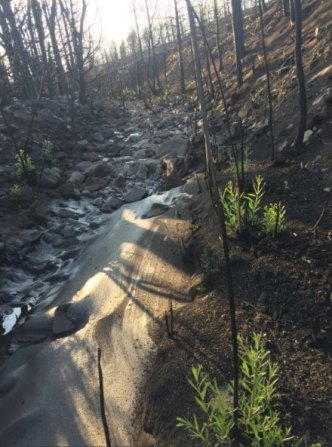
{"left": 294, "top": 0, "right": 307, "bottom": 150}
{"left": 231, "top": 0, "right": 244, "bottom": 87}
{"left": 174, "top": 0, "right": 185, "bottom": 96}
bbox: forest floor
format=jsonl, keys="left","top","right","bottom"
{"left": 136, "top": 0, "right": 332, "bottom": 443}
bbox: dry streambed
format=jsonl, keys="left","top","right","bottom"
{"left": 0, "top": 101, "right": 198, "bottom": 446}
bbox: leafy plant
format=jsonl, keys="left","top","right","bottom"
{"left": 262, "top": 202, "right": 286, "bottom": 236}
{"left": 9, "top": 183, "right": 21, "bottom": 203}
{"left": 220, "top": 180, "right": 244, "bottom": 235}
{"left": 42, "top": 139, "right": 54, "bottom": 163}
{"left": 14, "top": 149, "right": 35, "bottom": 178}
{"left": 220, "top": 175, "right": 265, "bottom": 235}
{"left": 177, "top": 333, "right": 294, "bottom": 446}
{"left": 245, "top": 174, "right": 265, "bottom": 223}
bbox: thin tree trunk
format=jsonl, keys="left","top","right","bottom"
{"left": 184, "top": 0, "right": 240, "bottom": 439}
{"left": 294, "top": 0, "right": 307, "bottom": 150}
{"left": 174, "top": 0, "right": 185, "bottom": 96}
{"left": 231, "top": 0, "right": 244, "bottom": 87}
{"left": 258, "top": 0, "right": 275, "bottom": 159}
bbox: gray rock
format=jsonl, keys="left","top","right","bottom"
{"left": 40, "top": 167, "right": 62, "bottom": 188}
{"left": 67, "top": 171, "right": 85, "bottom": 186}
{"left": 60, "top": 183, "right": 79, "bottom": 199}
{"left": 123, "top": 187, "right": 148, "bottom": 203}
{"left": 144, "top": 203, "right": 170, "bottom": 218}
{"left": 62, "top": 225, "right": 77, "bottom": 238}
{"left": 154, "top": 129, "right": 172, "bottom": 139}
{"left": 24, "top": 258, "right": 53, "bottom": 273}
{"left": 52, "top": 307, "right": 76, "bottom": 337}
{"left": 230, "top": 122, "right": 243, "bottom": 138}
{"left": 313, "top": 88, "right": 332, "bottom": 108}
{"left": 19, "top": 229, "right": 43, "bottom": 245}
{"left": 92, "top": 132, "right": 104, "bottom": 143}
{"left": 75, "top": 161, "right": 93, "bottom": 173}
{"left": 20, "top": 184, "right": 34, "bottom": 202}
{"left": 155, "top": 136, "right": 189, "bottom": 158}
{"left": 82, "top": 152, "right": 99, "bottom": 162}
{"left": 303, "top": 129, "right": 314, "bottom": 144}
{"left": 104, "top": 143, "right": 123, "bottom": 156}
{"left": 77, "top": 139, "right": 89, "bottom": 149}
{"left": 58, "top": 208, "right": 82, "bottom": 219}
{"left": 84, "top": 177, "right": 108, "bottom": 192}
{"left": 112, "top": 174, "right": 126, "bottom": 188}
{"left": 86, "top": 162, "right": 111, "bottom": 178}
{"left": 101, "top": 197, "right": 124, "bottom": 212}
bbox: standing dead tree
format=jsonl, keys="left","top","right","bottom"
{"left": 184, "top": 0, "right": 240, "bottom": 441}
{"left": 293, "top": 0, "right": 307, "bottom": 151}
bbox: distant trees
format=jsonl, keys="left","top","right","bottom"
{"left": 0, "top": 0, "right": 93, "bottom": 104}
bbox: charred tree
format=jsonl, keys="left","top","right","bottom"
{"left": 293, "top": 0, "right": 307, "bottom": 151}
{"left": 258, "top": 0, "right": 275, "bottom": 159}
{"left": 173, "top": 0, "right": 185, "bottom": 96}
{"left": 231, "top": 0, "right": 245, "bottom": 87}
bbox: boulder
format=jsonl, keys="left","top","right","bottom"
{"left": 112, "top": 174, "right": 126, "bottom": 188}
{"left": 86, "top": 162, "right": 111, "bottom": 178}
{"left": 303, "top": 129, "right": 314, "bottom": 145}
{"left": 52, "top": 306, "right": 76, "bottom": 337}
{"left": 67, "top": 171, "right": 85, "bottom": 186}
{"left": 123, "top": 187, "right": 148, "bottom": 203}
{"left": 82, "top": 152, "right": 99, "bottom": 162}
{"left": 19, "top": 229, "right": 43, "bottom": 245}
{"left": 40, "top": 167, "right": 62, "bottom": 188}
{"left": 91, "top": 132, "right": 104, "bottom": 143}
{"left": 312, "top": 88, "right": 332, "bottom": 108}
{"left": 60, "top": 183, "right": 79, "bottom": 199}
{"left": 75, "top": 161, "right": 93, "bottom": 173}
{"left": 155, "top": 136, "right": 189, "bottom": 158}
{"left": 20, "top": 184, "right": 34, "bottom": 202}
{"left": 144, "top": 203, "right": 170, "bottom": 218}
{"left": 101, "top": 197, "right": 124, "bottom": 213}
{"left": 230, "top": 122, "right": 243, "bottom": 138}
{"left": 84, "top": 177, "right": 108, "bottom": 192}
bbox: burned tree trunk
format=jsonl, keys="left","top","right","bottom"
{"left": 293, "top": 0, "right": 307, "bottom": 151}
{"left": 174, "top": 0, "right": 185, "bottom": 96}
{"left": 231, "top": 0, "right": 245, "bottom": 87}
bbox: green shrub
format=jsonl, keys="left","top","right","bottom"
{"left": 9, "top": 183, "right": 21, "bottom": 203}
{"left": 42, "top": 139, "right": 54, "bottom": 163}
{"left": 219, "top": 175, "right": 265, "bottom": 235}
{"left": 177, "top": 333, "right": 293, "bottom": 446}
{"left": 262, "top": 202, "right": 286, "bottom": 236}
{"left": 14, "top": 149, "right": 35, "bottom": 178}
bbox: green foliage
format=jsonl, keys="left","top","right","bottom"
{"left": 9, "top": 183, "right": 21, "bottom": 203}
{"left": 245, "top": 174, "right": 265, "bottom": 223}
{"left": 220, "top": 180, "right": 244, "bottom": 235}
{"left": 177, "top": 333, "right": 294, "bottom": 446}
{"left": 42, "top": 139, "right": 54, "bottom": 163}
{"left": 262, "top": 202, "right": 286, "bottom": 236}
{"left": 14, "top": 149, "right": 35, "bottom": 178}
{"left": 219, "top": 175, "right": 265, "bottom": 235}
